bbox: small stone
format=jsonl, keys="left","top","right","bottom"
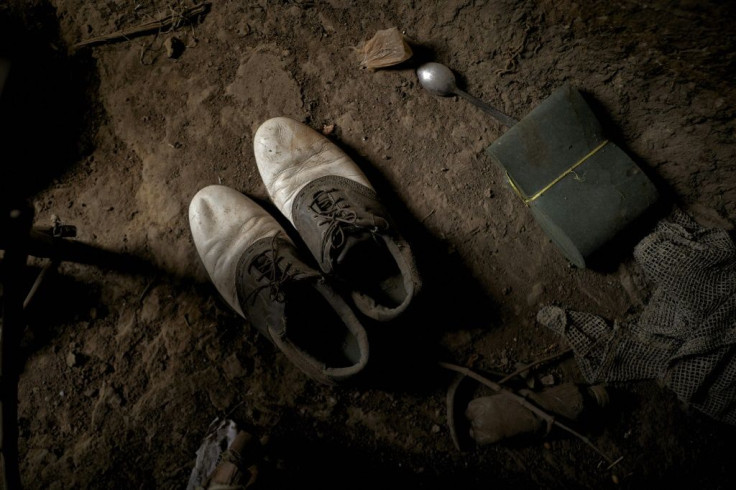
{"left": 222, "top": 353, "right": 247, "bottom": 379}
{"left": 205, "top": 341, "right": 221, "bottom": 362}
{"left": 515, "top": 362, "right": 529, "bottom": 379}
{"left": 526, "top": 282, "right": 545, "bottom": 306}
{"left": 540, "top": 374, "right": 556, "bottom": 386}
{"left": 109, "top": 391, "right": 122, "bottom": 408}
{"left": 208, "top": 386, "right": 234, "bottom": 411}
{"left": 164, "top": 36, "right": 185, "bottom": 59}
{"left": 66, "top": 352, "right": 78, "bottom": 368}
{"left": 431, "top": 424, "right": 441, "bottom": 434}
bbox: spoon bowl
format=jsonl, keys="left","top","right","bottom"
{"left": 416, "top": 62, "right": 458, "bottom": 97}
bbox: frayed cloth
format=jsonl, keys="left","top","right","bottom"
{"left": 539, "top": 210, "right": 736, "bottom": 424}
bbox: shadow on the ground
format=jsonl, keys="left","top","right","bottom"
{"left": 0, "top": 1, "right": 101, "bottom": 204}
{"left": 325, "top": 144, "right": 503, "bottom": 395}
{"left": 257, "top": 416, "right": 516, "bottom": 490}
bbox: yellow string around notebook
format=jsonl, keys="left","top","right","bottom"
{"left": 507, "top": 139, "right": 609, "bottom": 206}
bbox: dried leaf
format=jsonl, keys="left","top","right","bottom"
{"left": 355, "top": 27, "right": 413, "bottom": 70}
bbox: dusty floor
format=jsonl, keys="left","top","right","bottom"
{"left": 2, "top": 0, "right": 736, "bottom": 489}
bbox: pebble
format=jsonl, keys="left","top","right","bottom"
{"left": 66, "top": 352, "right": 78, "bottom": 368}
{"left": 526, "top": 282, "right": 545, "bottom": 306}
{"left": 164, "top": 36, "right": 185, "bottom": 59}
{"left": 222, "top": 353, "right": 247, "bottom": 379}
{"left": 540, "top": 374, "right": 556, "bottom": 386}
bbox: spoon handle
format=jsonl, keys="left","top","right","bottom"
{"left": 454, "top": 88, "right": 518, "bottom": 128}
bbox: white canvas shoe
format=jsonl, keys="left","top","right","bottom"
{"left": 189, "top": 185, "right": 369, "bottom": 385}
{"left": 254, "top": 117, "right": 421, "bottom": 321}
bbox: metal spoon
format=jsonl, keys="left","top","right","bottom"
{"left": 417, "top": 62, "right": 518, "bottom": 128}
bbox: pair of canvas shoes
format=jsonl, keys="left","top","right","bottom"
{"left": 189, "top": 117, "right": 421, "bottom": 386}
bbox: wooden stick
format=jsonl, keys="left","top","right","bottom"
{"left": 73, "top": 3, "right": 211, "bottom": 49}
{"left": 497, "top": 347, "right": 574, "bottom": 385}
{"left": 439, "top": 362, "right": 616, "bottom": 464}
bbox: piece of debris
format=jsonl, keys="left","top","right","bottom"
{"left": 354, "top": 27, "right": 413, "bottom": 70}
{"left": 321, "top": 123, "right": 335, "bottom": 135}
{"left": 514, "top": 362, "right": 530, "bottom": 379}
{"left": 164, "top": 36, "right": 185, "bottom": 59}
{"left": 73, "top": 3, "right": 211, "bottom": 50}
{"left": 466, "top": 393, "right": 545, "bottom": 445}
{"left": 187, "top": 418, "right": 261, "bottom": 490}
{"left": 222, "top": 353, "right": 247, "bottom": 379}
{"left": 65, "top": 351, "right": 78, "bottom": 368}
{"left": 441, "top": 362, "right": 617, "bottom": 465}
{"left": 465, "top": 383, "right": 608, "bottom": 445}
{"left": 540, "top": 374, "right": 556, "bottom": 386}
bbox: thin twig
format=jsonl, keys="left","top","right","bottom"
{"left": 73, "top": 3, "right": 210, "bottom": 49}
{"left": 225, "top": 399, "right": 248, "bottom": 419}
{"left": 446, "top": 373, "right": 467, "bottom": 452}
{"left": 138, "top": 278, "right": 156, "bottom": 304}
{"left": 23, "top": 260, "right": 56, "bottom": 310}
{"left": 605, "top": 456, "right": 625, "bottom": 471}
{"left": 497, "top": 347, "right": 574, "bottom": 385}
{"left": 439, "top": 362, "right": 616, "bottom": 464}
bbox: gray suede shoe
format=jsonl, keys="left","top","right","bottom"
{"left": 189, "top": 185, "right": 369, "bottom": 385}
{"left": 254, "top": 117, "right": 421, "bottom": 321}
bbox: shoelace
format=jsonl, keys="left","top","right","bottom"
{"left": 309, "top": 189, "right": 389, "bottom": 258}
{"left": 309, "top": 189, "right": 358, "bottom": 251}
{"left": 245, "top": 234, "right": 295, "bottom": 304}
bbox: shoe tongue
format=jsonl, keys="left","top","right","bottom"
{"left": 335, "top": 230, "right": 374, "bottom": 266}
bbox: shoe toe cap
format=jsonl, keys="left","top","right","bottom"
{"left": 253, "top": 117, "right": 372, "bottom": 222}
{"left": 189, "top": 185, "right": 285, "bottom": 316}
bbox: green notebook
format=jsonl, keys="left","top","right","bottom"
{"left": 486, "top": 84, "right": 659, "bottom": 268}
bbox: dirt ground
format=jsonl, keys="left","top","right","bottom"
{"left": 1, "top": 0, "right": 736, "bottom": 488}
